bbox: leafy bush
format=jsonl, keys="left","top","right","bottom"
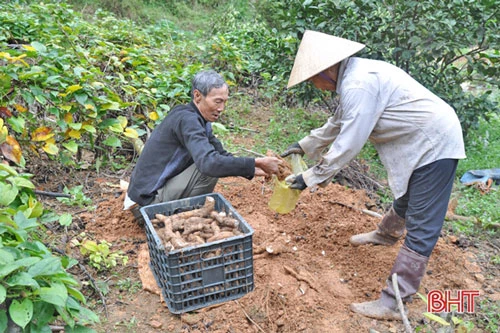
{"left": 1, "top": 1, "right": 304, "bottom": 168}
{"left": 0, "top": 163, "right": 99, "bottom": 332}
{"left": 71, "top": 233, "right": 128, "bottom": 271}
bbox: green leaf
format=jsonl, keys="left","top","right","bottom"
{"left": 9, "top": 298, "right": 33, "bottom": 329}
{"left": 63, "top": 141, "right": 78, "bottom": 154}
{"left": 10, "top": 176, "right": 35, "bottom": 189}
{"left": 82, "top": 124, "right": 96, "bottom": 134}
{"left": 28, "top": 198, "right": 44, "bottom": 218}
{"left": 81, "top": 240, "right": 98, "bottom": 253}
{"left": 38, "top": 211, "right": 60, "bottom": 224}
{"left": 35, "top": 94, "right": 47, "bottom": 105}
{"left": 0, "top": 257, "right": 40, "bottom": 279}
{"left": 64, "top": 325, "right": 97, "bottom": 333}
{"left": 100, "top": 101, "right": 120, "bottom": 111}
{"left": 98, "top": 118, "right": 120, "bottom": 128}
{"left": 0, "top": 285, "right": 6, "bottom": 303}
{"left": 108, "top": 123, "right": 124, "bottom": 133}
{"left": 0, "top": 163, "right": 18, "bottom": 176}
{"left": 212, "top": 122, "right": 228, "bottom": 132}
{"left": 28, "top": 257, "right": 62, "bottom": 277}
{"left": 54, "top": 274, "right": 79, "bottom": 287}
{"left": 32, "top": 301, "right": 56, "bottom": 330}
{"left": 75, "top": 94, "right": 88, "bottom": 105}
{"left": 19, "top": 240, "right": 51, "bottom": 256}
{"left": 0, "top": 182, "right": 18, "bottom": 206}
{"left": 61, "top": 256, "right": 78, "bottom": 270}
{"left": 31, "top": 41, "right": 47, "bottom": 54}
{"left": 102, "top": 136, "right": 122, "bottom": 148}
{"left": 67, "top": 286, "right": 86, "bottom": 303}
{"left": 6, "top": 272, "right": 40, "bottom": 289}
{"left": 59, "top": 213, "right": 73, "bottom": 227}
{"left": 55, "top": 305, "right": 74, "bottom": 328}
{"left": 0, "top": 223, "right": 26, "bottom": 243}
{"left": 0, "top": 73, "right": 11, "bottom": 94}
{"left": 416, "top": 292, "right": 428, "bottom": 304}
{"left": 0, "top": 248, "right": 15, "bottom": 265}
{"left": 6, "top": 116, "right": 25, "bottom": 134}
{"left": 73, "top": 67, "right": 87, "bottom": 77}
{"left": 423, "top": 312, "right": 451, "bottom": 326}
{"left": 39, "top": 282, "right": 68, "bottom": 307}
{"left": 0, "top": 310, "right": 7, "bottom": 333}
{"left": 65, "top": 298, "right": 99, "bottom": 325}
{"left": 14, "top": 212, "right": 39, "bottom": 230}
{"left": 68, "top": 122, "right": 82, "bottom": 130}
{"left": 65, "top": 85, "right": 82, "bottom": 94}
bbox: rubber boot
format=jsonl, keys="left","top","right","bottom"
{"left": 350, "top": 206, "right": 405, "bottom": 246}
{"left": 350, "top": 244, "right": 429, "bottom": 320}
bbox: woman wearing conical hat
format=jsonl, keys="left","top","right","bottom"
{"left": 282, "top": 30, "right": 465, "bottom": 320}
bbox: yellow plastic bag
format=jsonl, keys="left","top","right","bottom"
{"left": 268, "top": 154, "right": 308, "bottom": 214}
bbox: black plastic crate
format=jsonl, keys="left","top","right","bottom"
{"left": 140, "top": 193, "right": 254, "bottom": 314}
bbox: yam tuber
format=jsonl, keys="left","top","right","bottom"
{"left": 207, "top": 231, "right": 236, "bottom": 243}
{"left": 171, "top": 196, "right": 215, "bottom": 219}
{"left": 219, "top": 217, "right": 239, "bottom": 229}
{"left": 187, "top": 234, "right": 205, "bottom": 245}
{"left": 182, "top": 217, "right": 213, "bottom": 235}
{"left": 199, "top": 231, "right": 215, "bottom": 240}
{"left": 210, "top": 221, "right": 220, "bottom": 234}
{"left": 266, "top": 150, "right": 293, "bottom": 181}
{"left": 170, "top": 231, "right": 189, "bottom": 249}
{"left": 152, "top": 196, "right": 244, "bottom": 251}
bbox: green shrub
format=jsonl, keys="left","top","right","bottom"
{"left": 0, "top": 164, "right": 99, "bottom": 331}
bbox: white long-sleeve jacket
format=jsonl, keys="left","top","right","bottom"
{"left": 300, "top": 57, "right": 466, "bottom": 199}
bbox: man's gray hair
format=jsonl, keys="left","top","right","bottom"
{"left": 191, "top": 70, "right": 228, "bottom": 98}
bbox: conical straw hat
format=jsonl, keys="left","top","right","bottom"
{"left": 287, "top": 30, "right": 365, "bottom": 88}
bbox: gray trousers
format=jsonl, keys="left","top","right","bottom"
{"left": 393, "top": 159, "right": 458, "bottom": 257}
{"left": 152, "top": 163, "right": 218, "bottom": 204}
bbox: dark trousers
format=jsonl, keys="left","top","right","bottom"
{"left": 153, "top": 163, "right": 218, "bottom": 204}
{"left": 393, "top": 159, "right": 458, "bottom": 257}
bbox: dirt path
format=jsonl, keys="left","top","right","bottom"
{"left": 73, "top": 175, "right": 494, "bottom": 333}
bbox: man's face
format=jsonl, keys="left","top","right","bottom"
{"left": 309, "top": 73, "right": 336, "bottom": 91}
{"left": 308, "top": 64, "right": 340, "bottom": 91}
{"left": 194, "top": 86, "right": 229, "bottom": 122}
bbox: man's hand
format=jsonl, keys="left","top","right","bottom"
{"left": 254, "top": 167, "right": 267, "bottom": 177}
{"left": 255, "top": 157, "right": 282, "bottom": 176}
{"left": 280, "top": 142, "right": 304, "bottom": 158}
{"left": 285, "top": 173, "right": 307, "bottom": 191}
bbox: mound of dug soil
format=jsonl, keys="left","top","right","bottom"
{"left": 81, "top": 176, "right": 488, "bottom": 333}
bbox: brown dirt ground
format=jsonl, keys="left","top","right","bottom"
{"left": 52, "top": 172, "right": 497, "bottom": 333}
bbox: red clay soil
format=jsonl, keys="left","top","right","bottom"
{"left": 78, "top": 176, "right": 494, "bottom": 333}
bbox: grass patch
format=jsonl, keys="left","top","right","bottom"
{"left": 255, "top": 105, "right": 329, "bottom": 153}
{"left": 454, "top": 112, "right": 500, "bottom": 232}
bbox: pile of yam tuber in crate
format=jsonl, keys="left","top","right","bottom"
{"left": 150, "top": 196, "right": 243, "bottom": 252}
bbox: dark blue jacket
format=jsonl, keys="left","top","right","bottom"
{"left": 128, "top": 102, "right": 255, "bottom": 206}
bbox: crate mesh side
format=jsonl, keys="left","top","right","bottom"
{"left": 142, "top": 193, "right": 254, "bottom": 313}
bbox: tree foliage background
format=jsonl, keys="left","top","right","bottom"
{"left": 259, "top": 0, "right": 499, "bottom": 135}
{"left": 1, "top": 0, "right": 498, "bottom": 169}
